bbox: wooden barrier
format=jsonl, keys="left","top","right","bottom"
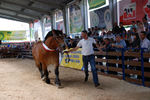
{"left": 95, "top": 50, "right": 150, "bottom": 87}
{"left": 0, "top": 48, "right": 19, "bottom": 58}
{"left": 1, "top": 45, "right": 150, "bottom": 87}
{"left": 20, "top": 49, "right": 33, "bottom": 59}
{"left": 0, "top": 47, "right": 32, "bottom": 59}
{"left": 0, "top": 42, "right": 33, "bottom": 59}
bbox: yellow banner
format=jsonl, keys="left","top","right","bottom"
{"left": 60, "top": 48, "right": 83, "bottom": 70}
{"left": 0, "top": 31, "right": 27, "bottom": 40}
{"left": 88, "top": 0, "right": 106, "bottom": 9}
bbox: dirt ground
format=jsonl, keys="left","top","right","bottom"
{"left": 0, "top": 58, "right": 150, "bottom": 100}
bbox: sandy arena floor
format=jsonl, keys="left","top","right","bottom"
{"left": 0, "top": 58, "right": 150, "bottom": 100}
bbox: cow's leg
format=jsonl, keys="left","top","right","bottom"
{"left": 38, "top": 63, "right": 44, "bottom": 78}
{"left": 55, "top": 66, "right": 61, "bottom": 86}
{"left": 35, "top": 61, "right": 44, "bottom": 79}
{"left": 43, "top": 64, "right": 50, "bottom": 84}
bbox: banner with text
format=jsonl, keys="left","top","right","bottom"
{"left": 119, "top": 0, "right": 150, "bottom": 25}
{"left": 0, "top": 31, "right": 27, "bottom": 40}
{"left": 60, "top": 48, "right": 83, "bottom": 70}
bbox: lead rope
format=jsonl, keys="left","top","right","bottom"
{"left": 62, "top": 51, "right": 70, "bottom": 63}
{"left": 63, "top": 39, "right": 70, "bottom": 63}
{"left": 66, "top": 52, "right": 70, "bottom": 63}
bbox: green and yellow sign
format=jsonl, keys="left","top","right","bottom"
{"left": 88, "top": 0, "right": 106, "bottom": 9}
{"left": 0, "top": 31, "right": 27, "bottom": 40}
{"left": 61, "top": 48, "right": 83, "bottom": 70}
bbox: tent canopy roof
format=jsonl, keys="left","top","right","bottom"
{"left": 0, "top": 0, "right": 74, "bottom": 23}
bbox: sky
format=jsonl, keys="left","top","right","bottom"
{"left": 0, "top": 18, "right": 29, "bottom": 31}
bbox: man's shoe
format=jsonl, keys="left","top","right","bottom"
{"left": 84, "top": 75, "right": 89, "bottom": 82}
{"left": 95, "top": 83, "right": 100, "bottom": 87}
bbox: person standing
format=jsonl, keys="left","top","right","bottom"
{"left": 140, "top": 31, "right": 150, "bottom": 81}
{"left": 68, "top": 39, "right": 76, "bottom": 49}
{"left": 112, "top": 22, "right": 120, "bottom": 34}
{"left": 140, "top": 31, "right": 150, "bottom": 52}
{"left": 64, "top": 30, "right": 100, "bottom": 87}
{"left": 130, "top": 21, "right": 137, "bottom": 32}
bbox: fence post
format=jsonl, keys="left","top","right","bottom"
{"left": 140, "top": 48, "right": 145, "bottom": 86}
{"left": 122, "top": 48, "right": 125, "bottom": 80}
{"left": 106, "top": 52, "right": 109, "bottom": 74}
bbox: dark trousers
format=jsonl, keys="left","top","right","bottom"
{"left": 83, "top": 55, "right": 99, "bottom": 85}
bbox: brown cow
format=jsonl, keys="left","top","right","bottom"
{"left": 32, "top": 30, "right": 65, "bottom": 87}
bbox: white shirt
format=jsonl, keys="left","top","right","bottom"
{"left": 103, "top": 34, "right": 115, "bottom": 40}
{"left": 77, "top": 37, "right": 96, "bottom": 56}
{"left": 141, "top": 38, "right": 150, "bottom": 52}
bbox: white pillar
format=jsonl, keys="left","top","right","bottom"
{"left": 80, "top": 0, "right": 85, "bottom": 30}
{"left": 53, "top": 13, "right": 56, "bottom": 29}
{"left": 40, "top": 18, "right": 45, "bottom": 40}
{"left": 62, "top": 7, "right": 70, "bottom": 34}
{"left": 50, "top": 12, "right": 56, "bottom": 30}
{"left": 29, "top": 23, "right": 32, "bottom": 45}
{"left": 80, "top": 0, "right": 89, "bottom": 31}
{"left": 109, "top": 0, "right": 118, "bottom": 25}
{"left": 83, "top": 0, "right": 89, "bottom": 30}
{"left": 50, "top": 14, "right": 53, "bottom": 30}
{"left": 62, "top": 8, "right": 67, "bottom": 34}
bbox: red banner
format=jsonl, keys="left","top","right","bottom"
{"left": 119, "top": 0, "right": 150, "bottom": 25}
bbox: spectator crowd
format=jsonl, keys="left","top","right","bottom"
{"left": 64, "top": 17, "right": 150, "bottom": 81}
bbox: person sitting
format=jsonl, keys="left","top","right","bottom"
{"left": 129, "top": 33, "right": 140, "bottom": 51}
{"left": 130, "top": 21, "right": 137, "bottom": 32}
{"left": 68, "top": 39, "right": 76, "bottom": 49}
{"left": 119, "top": 22, "right": 126, "bottom": 34}
{"left": 140, "top": 31, "right": 150, "bottom": 81}
{"left": 140, "top": 31, "right": 150, "bottom": 52}
{"left": 111, "top": 35, "right": 127, "bottom": 75}
{"left": 103, "top": 31, "right": 115, "bottom": 42}
{"left": 136, "top": 21, "right": 144, "bottom": 40}
{"left": 101, "top": 38, "right": 116, "bottom": 74}
{"left": 112, "top": 22, "right": 120, "bottom": 34}
{"left": 111, "top": 35, "right": 126, "bottom": 52}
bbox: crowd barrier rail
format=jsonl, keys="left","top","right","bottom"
{"left": 0, "top": 46, "right": 150, "bottom": 87}
{"left": 95, "top": 48, "right": 150, "bottom": 87}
